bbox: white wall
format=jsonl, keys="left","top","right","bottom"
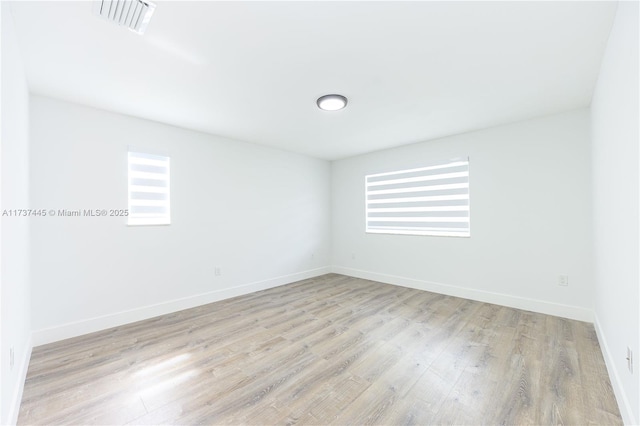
{"left": 1, "top": 3, "right": 32, "bottom": 425}
{"left": 332, "top": 109, "right": 593, "bottom": 321}
{"left": 29, "top": 96, "right": 331, "bottom": 344}
{"left": 591, "top": 2, "right": 639, "bottom": 424}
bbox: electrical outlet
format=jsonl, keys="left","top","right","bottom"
{"left": 558, "top": 275, "right": 569, "bottom": 286}
{"left": 9, "top": 346, "right": 14, "bottom": 370}
{"left": 214, "top": 267, "right": 221, "bottom": 277}
{"left": 627, "top": 347, "right": 633, "bottom": 374}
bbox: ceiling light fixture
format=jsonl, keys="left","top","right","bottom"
{"left": 95, "top": 0, "right": 156, "bottom": 35}
{"left": 317, "top": 94, "right": 348, "bottom": 111}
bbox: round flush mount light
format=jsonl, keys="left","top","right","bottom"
{"left": 317, "top": 94, "right": 348, "bottom": 111}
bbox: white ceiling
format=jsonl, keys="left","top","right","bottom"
{"left": 9, "top": 1, "right": 617, "bottom": 160}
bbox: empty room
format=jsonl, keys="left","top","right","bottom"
{"left": 1, "top": 1, "right": 639, "bottom": 425}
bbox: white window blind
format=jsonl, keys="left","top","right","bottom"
{"left": 128, "top": 151, "right": 170, "bottom": 226}
{"left": 365, "top": 158, "right": 470, "bottom": 237}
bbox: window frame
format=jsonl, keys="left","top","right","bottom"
{"left": 127, "top": 150, "right": 171, "bottom": 226}
{"left": 365, "top": 157, "right": 470, "bottom": 238}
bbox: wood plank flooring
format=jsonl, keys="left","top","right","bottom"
{"left": 18, "top": 274, "right": 622, "bottom": 425}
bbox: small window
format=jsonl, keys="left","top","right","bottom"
{"left": 128, "top": 151, "right": 170, "bottom": 226}
{"left": 365, "top": 157, "right": 470, "bottom": 237}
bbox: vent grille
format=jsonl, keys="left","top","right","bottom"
{"left": 96, "top": 0, "right": 156, "bottom": 35}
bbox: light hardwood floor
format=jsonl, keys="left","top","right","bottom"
{"left": 18, "top": 274, "right": 621, "bottom": 425}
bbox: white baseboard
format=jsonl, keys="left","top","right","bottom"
{"left": 331, "top": 266, "right": 593, "bottom": 322}
{"left": 594, "top": 315, "right": 637, "bottom": 426}
{"left": 6, "top": 337, "right": 32, "bottom": 426}
{"left": 32, "top": 267, "right": 331, "bottom": 347}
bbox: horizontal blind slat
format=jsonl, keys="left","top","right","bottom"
{"left": 367, "top": 182, "right": 468, "bottom": 196}
{"left": 368, "top": 211, "right": 469, "bottom": 218}
{"left": 368, "top": 225, "right": 469, "bottom": 230}
{"left": 366, "top": 170, "right": 469, "bottom": 187}
{"left": 367, "top": 199, "right": 469, "bottom": 209}
{"left": 130, "top": 164, "right": 168, "bottom": 174}
{"left": 129, "top": 185, "right": 169, "bottom": 194}
{"left": 368, "top": 176, "right": 468, "bottom": 191}
{"left": 367, "top": 229, "right": 470, "bottom": 237}
{"left": 368, "top": 205, "right": 469, "bottom": 213}
{"left": 368, "top": 217, "right": 469, "bottom": 223}
{"left": 367, "top": 187, "right": 468, "bottom": 201}
{"left": 367, "top": 194, "right": 469, "bottom": 204}
{"left": 130, "top": 192, "right": 168, "bottom": 200}
{"left": 130, "top": 178, "right": 168, "bottom": 188}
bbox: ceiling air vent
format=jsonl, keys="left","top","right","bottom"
{"left": 95, "top": 0, "right": 156, "bottom": 35}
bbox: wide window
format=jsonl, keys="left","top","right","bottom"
{"left": 128, "top": 151, "right": 170, "bottom": 226}
{"left": 365, "top": 158, "right": 470, "bottom": 237}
